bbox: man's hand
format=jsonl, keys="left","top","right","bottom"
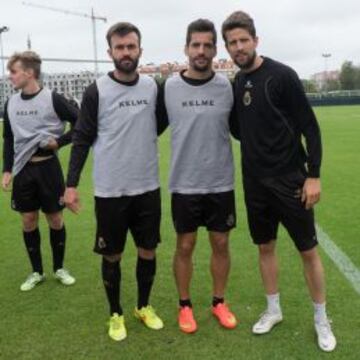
{"left": 1, "top": 172, "right": 12, "bottom": 191}
{"left": 43, "top": 137, "right": 59, "bottom": 150}
{"left": 301, "top": 178, "right": 321, "bottom": 210}
{"left": 64, "top": 187, "right": 81, "bottom": 214}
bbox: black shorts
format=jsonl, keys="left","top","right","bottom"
{"left": 243, "top": 170, "right": 318, "bottom": 252}
{"left": 94, "top": 188, "right": 161, "bottom": 255}
{"left": 171, "top": 191, "right": 236, "bottom": 234}
{"left": 11, "top": 156, "right": 65, "bottom": 214}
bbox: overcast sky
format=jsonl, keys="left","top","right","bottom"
{"left": 1, "top": 0, "right": 359, "bottom": 78}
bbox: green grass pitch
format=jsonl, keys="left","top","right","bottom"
{"left": 0, "top": 105, "right": 359, "bottom": 359}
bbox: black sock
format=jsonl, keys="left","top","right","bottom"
{"left": 50, "top": 226, "right": 66, "bottom": 272}
{"left": 179, "top": 299, "right": 192, "bottom": 308}
{"left": 102, "top": 257, "right": 122, "bottom": 315}
{"left": 212, "top": 296, "right": 224, "bottom": 307}
{"left": 136, "top": 256, "right": 156, "bottom": 309}
{"left": 23, "top": 228, "right": 43, "bottom": 274}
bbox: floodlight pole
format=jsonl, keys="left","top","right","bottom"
{"left": 322, "top": 53, "right": 331, "bottom": 93}
{"left": 0, "top": 26, "right": 9, "bottom": 112}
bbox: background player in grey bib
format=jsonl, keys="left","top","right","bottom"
{"left": 1, "top": 51, "right": 77, "bottom": 292}
{"left": 223, "top": 11, "right": 336, "bottom": 352}
{"left": 64, "top": 22, "right": 166, "bottom": 342}
{"left": 165, "top": 19, "right": 238, "bottom": 333}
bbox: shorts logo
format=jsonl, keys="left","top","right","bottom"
{"left": 226, "top": 214, "right": 235, "bottom": 227}
{"left": 98, "top": 237, "right": 106, "bottom": 249}
{"left": 294, "top": 188, "right": 302, "bottom": 198}
{"left": 11, "top": 200, "right": 16, "bottom": 210}
{"left": 243, "top": 91, "right": 252, "bottom": 106}
{"left": 245, "top": 80, "right": 253, "bottom": 89}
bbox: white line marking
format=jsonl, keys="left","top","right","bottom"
{"left": 316, "top": 224, "right": 360, "bottom": 295}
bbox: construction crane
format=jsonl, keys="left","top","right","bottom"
{"left": 22, "top": 1, "right": 107, "bottom": 77}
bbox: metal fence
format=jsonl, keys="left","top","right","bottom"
{"left": 307, "top": 90, "right": 360, "bottom": 106}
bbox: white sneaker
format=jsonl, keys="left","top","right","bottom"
{"left": 54, "top": 268, "right": 76, "bottom": 286}
{"left": 20, "top": 272, "right": 45, "bottom": 291}
{"left": 315, "top": 319, "right": 337, "bottom": 352}
{"left": 252, "top": 310, "right": 283, "bottom": 334}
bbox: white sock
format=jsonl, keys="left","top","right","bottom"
{"left": 314, "top": 302, "right": 327, "bottom": 323}
{"left": 266, "top": 293, "right": 281, "bottom": 314}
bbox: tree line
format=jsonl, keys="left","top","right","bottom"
{"left": 302, "top": 61, "right": 360, "bottom": 93}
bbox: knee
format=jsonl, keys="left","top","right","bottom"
{"left": 177, "top": 240, "right": 195, "bottom": 258}
{"left": 22, "top": 212, "right": 38, "bottom": 232}
{"left": 138, "top": 247, "right": 156, "bottom": 260}
{"left": 47, "top": 212, "right": 64, "bottom": 230}
{"left": 258, "top": 241, "right": 276, "bottom": 257}
{"left": 301, "top": 247, "right": 319, "bottom": 264}
{"left": 104, "top": 253, "right": 122, "bottom": 263}
{"left": 211, "top": 237, "right": 229, "bottom": 256}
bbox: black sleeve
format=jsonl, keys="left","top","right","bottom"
{"left": 155, "top": 80, "right": 169, "bottom": 135}
{"left": 2, "top": 101, "right": 14, "bottom": 173}
{"left": 52, "top": 92, "right": 79, "bottom": 148}
{"left": 229, "top": 79, "right": 241, "bottom": 141}
{"left": 282, "top": 69, "right": 322, "bottom": 178}
{"left": 66, "top": 83, "right": 98, "bottom": 187}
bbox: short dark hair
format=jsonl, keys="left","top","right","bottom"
{"left": 106, "top": 22, "right": 141, "bottom": 47}
{"left": 186, "top": 19, "right": 217, "bottom": 46}
{"left": 222, "top": 11, "right": 256, "bottom": 43}
{"left": 7, "top": 51, "right": 42, "bottom": 79}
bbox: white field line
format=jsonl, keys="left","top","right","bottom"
{"left": 316, "top": 224, "right": 360, "bottom": 295}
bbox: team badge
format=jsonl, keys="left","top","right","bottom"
{"left": 294, "top": 188, "right": 302, "bottom": 198}
{"left": 243, "top": 91, "right": 252, "bottom": 106}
